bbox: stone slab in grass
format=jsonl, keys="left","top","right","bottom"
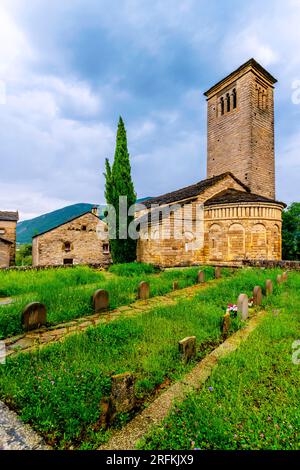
{"left": 253, "top": 286, "right": 262, "bottom": 306}
{"left": 110, "top": 372, "right": 136, "bottom": 414}
{"left": 222, "top": 312, "right": 231, "bottom": 335}
{"left": 237, "top": 294, "right": 249, "bottom": 320}
{"left": 138, "top": 281, "right": 150, "bottom": 300}
{"left": 21, "top": 302, "right": 47, "bottom": 331}
{"left": 93, "top": 289, "right": 109, "bottom": 313}
{"left": 215, "top": 267, "right": 221, "bottom": 279}
{"left": 179, "top": 336, "right": 196, "bottom": 363}
{"left": 197, "top": 271, "right": 205, "bottom": 283}
{"left": 266, "top": 279, "right": 273, "bottom": 296}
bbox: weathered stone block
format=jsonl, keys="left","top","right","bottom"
{"left": 110, "top": 372, "right": 136, "bottom": 414}
{"left": 197, "top": 271, "right": 205, "bottom": 283}
{"left": 253, "top": 286, "right": 262, "bottom": 306}
{"left": 138, "top": 281, "right": 150, "bottom": 300}
{"left": 282, "top": 271, "right": 288, "bottom": 282}
{"left": 237, "top": 294, "right": 248, "bottom": 320}
{"left": 173, "top": 281, "right": 179, "bottom": 290}
{"left": 266, "top": 279, "right": 273, "bottom": 296}
{"left": 93, "top": 289, "right": 109, "bottom": 313}
{"left": 22, "top": 302, "right": 47, "bottom": 331}
{"left": 179, "top": 336, "right": 196, "bottom": 363}
{"left": 222, "top": 312, "right": 231, "bottom": 335}
{"left": 276, "top": 274, "right": 283, "bottom": 285}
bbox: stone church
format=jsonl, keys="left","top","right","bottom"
{"left": 0, "top": 211, "right": 19, "bottom": 268}
{"left": 136, "top": 59, "right": 286, "bottom": 267}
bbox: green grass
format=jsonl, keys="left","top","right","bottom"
{"left": 0, "top": 265, "right": 218, "bottom": 339}
{"left": 0, "top": 268, "right": 281, "bottom": 449}
{"left": 138, "top": 271, "right": 300, "bottom": 450}
{"left": 108, "top": 262, "right": 159, "bottom": 276}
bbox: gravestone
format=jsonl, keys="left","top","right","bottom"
{"left": 173, "top": 281, "right": 179, "bottom": 290}
{"left": 222, "top": 312, "right": 231, "bottom": 335}
{"left": 253, "top": 286, "right": 262, "bottom": 306}
{"left": 282, "top": 272, "right": 288, "bottom": 282}
{"left": 197, "top": 271, "right": 205, "bottom": 283}
{"left": 215, "top": 267, "right": 221, "bottom": 279}
{"left": 110, "top": 372, "right": 136, "bottom": 414}
{"left": 266, "top": 279, "right": 273, "bottom": 296}
{"left": 93, "top": 289, "right": 109, "bottom": 313}
{"left": 178, "top": 336, "right": 196, "bottom": 363}
{"left": 138, "top": 281, "right": 150, "bottom": 300}
{"left": 22, "top": 302, "right": 47, "bottom": 331}
{"left": 277, "top": 274, "right": 283, "bottom": 285}
{"left": 237, "top": 294, "right": 249, "bottom": 320}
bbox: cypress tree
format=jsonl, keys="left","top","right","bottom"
{"left": 104, "top": 117, "right": 137, "bottom": 263}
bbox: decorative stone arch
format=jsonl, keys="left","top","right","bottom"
{"left": 251, "top": 223, "right": 267, "bottom": 258}
{"left": 208, "top": 223, "right": 223, "bottom": 261}
{"left": 228, "top": 222, "right": 245, "bottom": 260}
{"left": 272, "top": 223, "right": 281, "bottom": 259}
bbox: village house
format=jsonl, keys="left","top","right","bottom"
{"left": 0, "top": 211, "right": 19, "bottom": 268}
{"left": 136, "top": 59, "right": 286, "bottom": 267}
{"left": 32, "top": 207, "right": 111, "bottom": 267}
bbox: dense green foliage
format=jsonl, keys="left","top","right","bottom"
{"left": 15, "top": 244, "right": 32, "bottom": 266}
{"left": 139, "top": 272, "right": 300, "bottom": 450}
{"left": 0, "top": 265, "right": 216, "bottom": 339}
{"left": 104, "top": 117, "right": 137, "bottom": 263}
{"left": 108, "top": 262, "right": 159, "bottom": 276}
{"left": 0, "top": 268, "right": 269, "bottom": 450}
{"left": 282, "top": 203, "right": 300, "bottom": 260}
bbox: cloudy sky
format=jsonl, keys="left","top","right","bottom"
{"left": 0, "top": 0, "right": 299, "bottom": 220}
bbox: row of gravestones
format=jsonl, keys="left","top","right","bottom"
{"left": 21, "top": 267, "right": 222, "bottom": 331}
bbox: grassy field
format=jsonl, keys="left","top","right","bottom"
{"left": 0, "top": 268, "right": 283, "bottom": 449}
{"left": 139, "top": 271, "right": 300, "bottom": 450}
{"left": 0, "top": 264, "right": 218, "bottom": 339}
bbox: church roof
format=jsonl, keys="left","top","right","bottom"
{"left": 0, "top": 211, "right": 19, "bottom": 222}
{"left": 204, "top": 189, "right": 286, "bottom": 207}
{"left": 142, "top": 172, "right": 250, "bottom": 209}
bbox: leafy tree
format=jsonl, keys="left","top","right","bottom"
{"left": 16, "top": 244, "right": 32, "bottom": 266}
{"left": 104, "top": 117, "right": 137, "bottom": 263}
{"left": 282, "top": 203, "right": 300, "bottom": 260}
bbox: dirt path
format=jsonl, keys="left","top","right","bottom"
{"left": 99, "top": 309, "right": 267, "bottom": 450}
{"left": 4, "top": 280, "right": 219, "bottom": 358}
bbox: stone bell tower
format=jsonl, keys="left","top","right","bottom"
{"left": 204, "top": 58, "right": 277, "bottom": 199}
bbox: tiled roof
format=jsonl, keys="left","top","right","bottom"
{"left": 0, "top": 211, "right": 19, "bottom": 222}
{"left": 204, "top": 189, "right": 286, "bottom": 207}
{"left": 142, "top": 173, "right": 250, "bottom": 209}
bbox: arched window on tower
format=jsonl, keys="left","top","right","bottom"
{"left": 232, "top": 88, "right": 237, "bottom": 109}
{"left": 220, "top": 97, "right": 225, "bottom": 115}
{"left": 226, "top": 93, "right": 230, "bottom": 112}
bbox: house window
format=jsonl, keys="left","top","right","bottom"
{"left": 0, "top": 228, "right": 5, "bottom": 235}
{"left": 226, "top": 93, "right": 230, "bottom": 112}
{"left": 220, "top": 97, "right": 225, "bottom": 115}
{"left": 103, "top": 243, "right": 110, "bottom": 254}
{"left": 63, "top": 242, "right": 71, "bottom": 252}
{"left": 64, "top": 258, "right": 73, "bottom": 265}
{"left": 82, "top": 225, "right": 87, "bottom": 231}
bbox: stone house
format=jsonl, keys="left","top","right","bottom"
{"left": 136, "top": 59, "right": 286, "bottom": 267}
{"left": 0, "top": 211, "right": 19, "bottom": 267}
{"left": 32, "top": 208, "right": 111, "bottom": 267}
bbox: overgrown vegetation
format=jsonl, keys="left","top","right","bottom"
{"left": 139, "top": 271, "right": 300, "bottom": 450}
{"left": 0, "top": 268, "right": 284, "bottom": 449}
{"left": 0, "top": 265, "right": 217, "bottom": 339}
{"left": 15, "top": 244, "right": 32, "bottom": 266}
{"left": 282, "top": 202, "right": 300, "bottom": 260}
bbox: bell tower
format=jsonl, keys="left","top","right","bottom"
{"left": 204, "top": 59, "right": 277, "bottom": 199}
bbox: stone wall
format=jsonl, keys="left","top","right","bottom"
{"left": 0, "top": 240, "right": 10, "bottom": 268}
{"left": 206, "top": 66, "right": 275, "bottom": 199}
{"left": 0, "top": 220, "right": 17, "bottom": 266}
{"left": 32, "top": 212, "right": 111, "bottom": 267}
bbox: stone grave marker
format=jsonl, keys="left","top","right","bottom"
{"left": 138, "top": 281, "right": 150, "bottom": 300}
{"left": 179, "top": 336, "right": 196, "bottom": 363}
{"left": 173, "top": 281, "right": 179, "bottom": 290}
{"left": 110, "top": 372, "right": 136, "bottom": 414}
{"left": 253, "top": 286, "right": 262, "bottom": 306}
{"left": 22, "top": 302, "right": 47, "bottom": 331}
{"left": 266, "top": 279, "right": 273, "bottom": 296}
{"left": 237, "top": 294, "right": 249, "bottom": 320}
{"left": 222, "top": 312, "right": 231, "bottom": 335}
{"left": 93, "top": 289, "right": 109, "bottom": 313}
{"left": 282, "top": 272, "right": 288, "bottom": 282}
{"left": 277, "top": 274, "right": 283, "bottom": 285}
{"left": 215, "top": 267, "right": 221, "bottom": 279}
{"left": 197, "top": 271, "right": 205, "bottom": 283}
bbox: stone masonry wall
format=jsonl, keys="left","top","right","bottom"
{"left": 32, "top": 213, "right": 111, "bottom": 267}
{"left": 0, "top": 220, "right": 17, "bottom": 266}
